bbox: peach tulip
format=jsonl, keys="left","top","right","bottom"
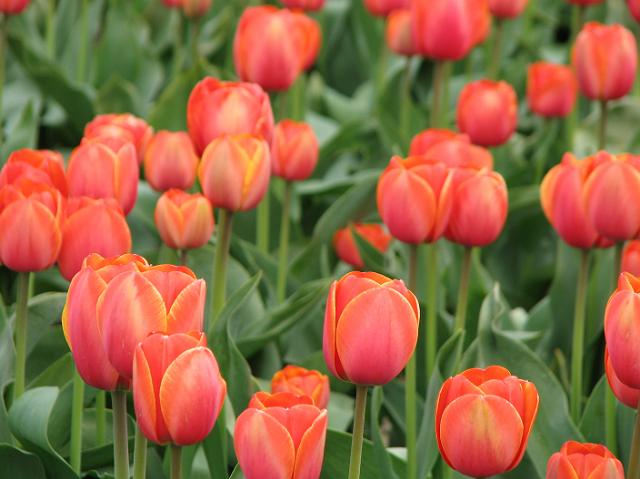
{"left": 488, "top": 0, "right": 528, "bottom": 18}
{"left": 332, "top": 223, "right": 393, "bottom": 269}
{"left": 527, "top": 62, "right": 578, "bottom": 118}
{"left": 546, "top": 441, "right": 624, "bottom": 478}
{"left": 144, "top": 131, "right": 199, "bottom": 192}
{"left": 409, "top": 129, "right": 466, "bottom": 156}
{"left": 281, "top": 0, "right": 324, "bottom": 10}
{"left": 84, "top": 113, "right": 153, "bottom": 164}
{"left": 622, "top": 241, "right": 640, "bottom": 277}
{"left": 271, "top": 120, "right": 319, "bottom": 181}
{"left": 155, "top": 189, "right": 214, "bottom": 251}
{"left": 0, "top": 149, "right": 67, "bottom": 195}
{"left": 0, "top": 0, "right": 30, "bottom": 14}
{"left": 420, "top": 138, "right": 494, "bottom": 171}
{"left": 605, "top": 348, "right": 640, "bottom": 410}
{"left": 271, "top": 365, "right": 330, "bottom": 408}
{"left": 386, "top": 10, "right": 415, "bottom": 56}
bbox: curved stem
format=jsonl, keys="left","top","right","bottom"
{"left": 431, "top": 61, "right": 446, "bottom": 128}
{"left": 454, "top": 247, "right": 473, "bottom": 333}
{"left": 95, "top": 390, "right": 106, "bottom": 446}
{"left": 76, "top": 0, "right": 89, "bottom": 82}
{"left": 570, "top": 249, "right": 590, "bottom": 423}
{"left": 348, "top": 386, "right": 368, "bottom": 479}
{"left": 133, "top": 425, "right": 147, "bottom": 479}
{"left": 405, "top": 244, "right": 418, "bottom": 479}
{"left": 70, "top": 367, "right": 84, "bottom": 473}
{"left": 12, "top": 271, "right": 30, "bottom": 403}
{"left": 277, "top": 181, "right": 293, "bottom": 303}
{"left": 210, "top": 210, "right": 234, "bottom": 332}
{"left": 489, "top": 19, "right": 505, "bottom": 80}
{"left": 426, "top": 243, "right": 438, "bottom": 375}
{"left": 598, "top": 100, "right": 608, "bottom": 151}
{"left": 111, "top": 391, "right": 130, "bottom": 479}
{"left": 627, "top": 400, "right": 640, "bottom": 479}
{"left": 171, "top": 445, "right": 182, "bottom": 479}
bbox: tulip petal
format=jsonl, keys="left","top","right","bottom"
{"left": 604, "top": 289, "right": 640, "bottom": 388}
{"left": 133, "top": 345, "right": 161, "bottom": 444}
{"left": 546, "top": 454, "right": 580, "bottom": 479}
{"left": 166, "top": 279, "right": 206, "bottom": 334}
{"left": 293, "top": 409, "right": 328, "bottom": 479}
{"left": 322, "top": 280, "right": 347, "bottom": 380}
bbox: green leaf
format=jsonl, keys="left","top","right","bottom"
{"left": 370, "top": 387, "right": 399, "bottom": 479}
{"left": 148, "top": 67, "right": 200, "bottom": 131}
{"left": 1, "top": 100, "right": 40, "bottom": 161}
{"left": 0, "top": 444, "right": 46, "bottom": 479}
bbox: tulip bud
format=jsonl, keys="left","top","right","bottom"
{"left": 187, "top": 77, "right": 274, "bottom": 155}
{"left": 199, "top": 134, "right": 271, "bottom": 212}
{"left": 58, "top": 197, "right": 132, "bottom": 281}
{"left": 409, "top": 129, "right": 466, "bottom": 156}
{"left": 457, "top": 80, "right": 518, "bottom": 147}
{"left": 133, "top": 332, "right": 226, "bottom": 445}
{"left": 605, "top": 348, "right": 640, "bottom": 410}
{"left": 527, "top": 62, "right": 578, "bottom": 118}
{"left": 281, "top": 0, "right": 324, "bottom": 11}
{"left": 573, "top": 22, "right": 637, "bottom": 101}
{"left": 271, "top": 120, "right": 319, "bottom": 181}
{"left": 332, "top": 223, "right": 393, "bottom": 269}
{"left": 182, "top": 0, "right": 211, "bottom": 17}
{"left": 0, "top": 149, "right": 67, "bottom": 195}
{"left": 421, "top": 138, "right": 494, "bottom": 171}
{"left": 0, "top": 0, "right": 30, "bottom": 14}
{"left": 488, "top": 0, "right": 528, "bottom": 18}
{"left": 84, "top": 113, "right": 153, "bottom": 164}
{"left": 386, "top": 10, "right": 415, "bottom": 57}
{"left": 364, "top": 0, "right": 408, "bottom": 17}
{"left": 629, "top": 0, "right": 640, "bottom": 22}
{"left": 271, "top": 365, "right": 330, "bottom": 408}
{"left": 436, "top": 366, "right": 539, "bottom": 477}
{"left": 622, "top": 241, "right": 640, "bottom": 277}
{"left": 377, "top": 155, "right": 453, "bottom": 244}
{"left": 323, "top": 271, "right": 419, "bottom": 385}
{"left": 546, "top": 440, "right": 624, "bottom": 479}
{"left": 292, "top": 11, "right": 322, "bottom": 71}
{"left": 155, "top": 189, "right": 214, "bottom": 251}
{"left": 235, "top": 392, "right": 328, "bottom": 479}
{"left": 144, "top": 131, "right": 199, "bottom": 192}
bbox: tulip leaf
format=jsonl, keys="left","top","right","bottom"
{"left": 147, "top": 67, "right": 201, "bottom": 131}
{"left": 351, "top": 226, "right": 391, "bottom": 275}
{"left": 1, "top": 100, "right": 40, "bottom": 162}
{"left": 0, "top": 444, "right": 47, "bottom": 479}
{"left": 371, "top": 387, "right": 400, "bottom": 479}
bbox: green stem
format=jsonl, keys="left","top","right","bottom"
{"left": 95, "top": 390, "right": 106, "bottom": 446}
{"left": 598, "top": 99, "right": 608, "bottom": 151}
{"left": 190, "top": 18, "right": 201, "bottom": 74}
{"left": 70, "top": 367, "right": 84, "bottom": 473}
{"left": 0, "top": 15, "right": 7, "bottom": 149}
{"left": 133, "top": 425, "right": 147, "bottom": 479}
{"left": 425, "top": 243, "right": 438, "bottom": 376}
{"left": 12, "top": 272, "right": 30, "bottom": 403}
{"left": 489, "top": 19, "right": 505, "bottom": 80}
{"left": 172, "top": 11, "right": 184, "bottom": 77}
{"left": 441, "top": 62, "right": 452, "bottom": 128}
{"left": 46, "top": 0, "right": 55, "bottom": 57}
{"left": 431, "top": 61, "right": 446, "bottom": 128}
{"left": 179, "top": 249, "right": 188, "bottom": 266}
{"left": 111, "top": 391, "right": 130, "bottom": 479}
{"left": 76, "top": 0, "right": 89, "bottom": 82}
{"left": 348, "top": 386, "right": 368, "bottom": 479}
{"left": 256, "top": 190, "right": 270, "bottom": 254}
{"left": 627, "top": 401, "right": 640, "bottom": 479}
{"left": 570, "top": 249, "right": 590, "bottom": 423}
{"left": 400, "top": 58, "right": 412, "bottom": 150}
{"left": 277, "top": 181, "right": 293, "bottom": 303}
{"left": 405, "top": 245, "right": 418, "bottom": 479}
{"left": 454, "top": 247, "right": 473, "bottom": 332}
{"left": 210, "top": 210, "right": 234, "bottom": 332}
{"left": 570, "top": 5, "right": 585, "bottom": 45}
{"left": 171, "top": 445, "right": 182, "bottom": 479}
{"left": 289, "top": 74, "right": 306, "bottom": 121}
{"left": 374, "top": 38, "right": 389, "bottom": 116}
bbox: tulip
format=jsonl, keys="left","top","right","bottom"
{"left": 622, "top": 241, "right": 640, "bottom": 277}
{"left": 234, "top": 391, "right": 328, "bottom": 479}
{"left": 364, "top": 0, "right": 408, "bottom": 17}
{"left": 155, "top": 189, "right": 214, "bottom": 252}
{"left": 527, "top": 62, "right": 578, "bottom": 118}
{"left": 144, "top": 131, "right": 199, "bottom": 192}
{"left": 291, "top": 11, "right": 322, "bottom": 71}
{"left": 573, "top": 23, "right": 637, "bottom": 102}
{"left": 566, "top": 0, "right": 605, "bottom": 5}
{"left": 409, "top": 129, "right": 465, "bottom": 156}
{"left": 457, "top": 80, "right": 518, "bottom": 147}
{"left": 436, "top": 366, "right": 539, "bottom": 477}
{"left": 198, "top": 134, "right": 271, "bottom": 212}
{"left": 332, "top": 223, "right": 393, "bottom": 269}
{"left": 420, "top": 137, "right": 494, "bottom": 171}
{"left": 377, "top": 155, "right": 453, "bottom": 244}
{"left": 0, "top": 0, "right": 30, "bottom": 14}
{"left": 84, "top": 113, "right": 153, "bottom": 164}
{"left": 66, "top": 141, "right": 139, "bottom": 215}
{"left": 546, "top": 441, "right": 624, "bottom": 478}
{"left": 386, "top": 10, "right": 415, "bottom": 56}
{"left": 58, "top": 197, "right": 132, "bottom": 281}
{"left": 182, "top": 0, "right": 211, "bottom": 17}
{"left": 133, "top": 332, "right": 226, "bottom": 445}
{"left": 281, "top": 0, "right": 324, "bottom": 11}
{"left": 0, "top": 148, "right": 67, "bottom": 195}
{"left": 271, "top": 365, "right": 330, "bottom": 408}
{"left": 605, "top": 349, "right": 640, "bottom": 410}
{"left": 271, "top": 120, "right": 319, "bottom": 181}
{"left": 187, "top": 77, "right": 274, "bottom": 155}
{"left": 630, "top": 0, "right": 640, "bottom": 22}
{"left": 162, "top": 0, "right": 181, "bottom": 7}
{"left": 489, "top": 0, "right": 528, "bottom": 18}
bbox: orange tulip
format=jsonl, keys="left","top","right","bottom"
{"left": 271, "top": 120, "right": 319, "bottom": 181}
{"left": 133, "top": 332, "right": 226, "bottom": 445}
{"left": 187, "top": 77, "right": 274, "bottom": 155}
{"left": 0, "top": 149, "right": 67, "bottom": 195}
{"left": 98, "top": 264, "right": 206, "bottom": 380}
{"left": 143, "top": 131, "right": 199, "bottom": 192}
{"left": 155, "top": 189, "right": 214, "bottom": 251}
{"left": 84, "top": 113, "right": 153, "bottom": 164}
{"left": 58, "top": 197, "right": 132, "bottom": 281}
{"left": 291, "top": 11, "right": 322, "bottom": 71}
{"left": 323, "top": 271, "right": 419, "bottom": 385}
{"left": 386, "top": 10, "right": 415, "bottom": 56}
{"left": 457, "top": 80, "right": 518, "bottom": 147}
{"left": 488, "top": 0, "right": 528, "bottom": 18}
{"left": 573, "top": 23, "right": 637, "bottom": 101}
{"left": 62, "top": 253, "right": 149, "bottom": 390}
{"left": 199, "top": 134, "right": 271, "bottom": 212}
{"left": 182, "top": 0, "right": 211, "bottom": 16}
{"left": 605, "top": 348, "right": 640, "bottom": 410}
{"left": 0, "top": 180, "right": 63, "bottom": 272}
{"left": 235, "top": 391, "right": 328, "bottom": 479}
{"left": 629, "top": 0, "right": 640, "bottom": 22}
{"left": 271, "top": 365, "right": 330, "bottom": 408}
{"left": 364, "top": 0, "right": 408, "bottom": 17}
{"left": 66, "top": 141, "right": 139, "bottom": 215}
{"left": 420, "top": 138, "right": 494, "bottom": 171}
{"left": 332, "top": 223, "right": 393, "bottom": 268}
{"left": 281, "top": 0, "right": 324, "bottom": 11}
{"left": 0, "top": 0, "right": 30, "bottom": 14}
{"left": 546, "top": 441, "right": 624, "bottom": 479}
{"left": 622, "top": 241, "right": 640, "bottom": 277}
{"left": 377, "top": 155, "right": 453, "bottom": 244}
{"left": 527, "top": 62, "right": 578, "bottom": 118}
{"left": 409, "top": 129, "right": 466, "bottom": 156}
{"left": 436, "top": 366, "right": 539, "bottom": 477}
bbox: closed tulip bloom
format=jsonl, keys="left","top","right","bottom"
{"left": 567, "top": 0, "right": 605, "bottom": 5}
{"left": 546, "top": 441, "right": 624, "bottom": 479}
{"left": 291, "top": 12, "right": 322, "bottom": 71}
{"left": 67, "top": 141, "right": 139, "bottom": 215}
{"left": 58, "top": 197, "right": 132, "bottom": 281}
{"left": 377, "top": 155, "right": 453, "bottom": 244}
{"left": 0, "top": 0, "right": 30, "bottom": 14}
{"left": 133, "top": 332, "right": 226, "bottom": 445}
{"left": 422, "top": 138, "right": 494, "bottom": 171}
{"left": 622, "top": 241, "right": 640, "bottom": 276}
{"left": 488, "top": 0, "right": 528, "bottom": 18}
{"left": 436, "top": 366, "right": 539, "bottom": 477}
{"left": 605, "top": 348, "right": 640, "bottom": 410}
{"left": 323, "top": 271, "right": 419, "bottom": 385}
{"left": 409, "top": 129, "right": 467, "bottom": 156}
{"left": 332, "top": 223, "right": 393, "bottom": 269}
{"left": 84, "top": 113, "right": 153, "bottom": 164}
{"left": 0, "top": 149, "right": 67, "bottom": 195}
{"left": 98, "top": 264, "right": 206, "bottom": 380}
{"left": 155, "top": 189, "right": 214, "bottom": 251}
{"left": 271, "top": 365, "right": 330, "bottom": 408}
{"left": 364, "top": 0, "right": 408, "bottom": 17}
{"left": 187, "top": 77, "right": 274, "bottom": 155}
{"left": 235, "top": 391, "right": 328, "bottom": 479}
{"left": 527, "top": 62, "right": 578, "bottom": 118}
{"left": 573, "top": 23, "right": 637, "bottom": 101}
{"left": 386, "top": 10, "right": 415, "bottom": 56}
{"left": 282, "top": 0, "right": 324, "bottom": 11}
{"left": 182, "top": 0, "right": 211, "bottom": 17}
{"left": 144, "top": 131, "right": 199, "bottom": 192}
{"left": 199, "top": 134, "right": 271, "bottom": 212}
{"left": 629, "top": 0, "right": 640, "bottom": 22}
{"left": 62, "top": 253, "right": 149, "bottom": 390}
{"left": 271, "top": 120, "right": 319, "bottom": 181}
{"left": 457, "top": 80, "right": 518, "bottom": 147}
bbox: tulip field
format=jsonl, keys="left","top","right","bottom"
{"left": 3, "top": 0, "right": 640, "bottom": 478}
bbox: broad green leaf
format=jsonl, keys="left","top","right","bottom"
{"left": 0, "top": 444, "right": 46, "bottom": 479}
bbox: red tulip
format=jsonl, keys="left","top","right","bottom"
{"left": 133, "top": 332, "right": 226, "bottom": 445}
{"left": 271, "top": 120, "right": 319, "bottom": 181}
{"left": 622, "top": 241, "right": 640, "bottom": 277}
{"left": 420, "top": 138, "right": 494, "bottom": 171}
{"left": 605, "top": 348, "right": 640, "bottom": 410}
{"left": 155, "top": 189, "right": 214, "bottom": 251}
{"left": 567, "top": 0, "right": 605, "bottom": 5}
{"left": 0, "top": 149, "right": 67, "bottom": 195}
{"left": 377, "top": 155, "right": 453, "bottom": 244}
{"left": 271, "top": 365, "right": 331, "bottom": 408}
{"left": 162, "top": 0, "right": 181, "bottom": 7}
{"left": 235, "top": 392, "right": 328, "bottom": 479}
{"left": 573, "top": 22, "right": 637, "bottom": 101}
{"left": 281, "top": 0, "right": 324, "bottom": 11}
{"left": 409, "top": 129, "right": 466, "bottom": 156}
{"left": 364, "top": 0, "right": 408, "bottom": 17}
{"left": 0, "top": 0, "right": 30, "bottom": 14}
{"left": 292, "top": 11, "right": 322, "bottom": 71}
{"left": 58, "top": 197, "right": 131, "bottom": 281}
{"left": 457, "top": 80, "right": 518, "bottom": 147}
{"left": 187, "top": 77, "right": 274, "bottom": 155}
{"left": 546, "top": 440, "right": 624, "bottom": 479}
{"left": 386, "top": 10, "right": 416, "bottom": 56}
{"left": 629, "top": 0, "right": 640, "bottom": 22}
{"left": 488, "top": 0, "right": 528, "bottom": 18}
{"left": 182, "top": 0, "right": 211, "bottom": 17}
{"left": 527, "top": 62, "right": 578, "bottom": 118}
{"left": 143, "top": 131, "right": 199, "bottom": 192}
{"left": 323, "top": 271, "right": 419, "bottom": 385}
{"left": 436, "top": 366, "right": 539, "bottom": 477}
{"left": 332, "top": 223, "right": 393, "bottom": 268}
{"left": 84, "top": 113, "right": 153, "bottom": 164}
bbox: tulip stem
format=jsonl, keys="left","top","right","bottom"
{"left": 570, "top": 249, "right": 590, "bottom": 423}
{"left": 405, "top": 244, "right": 418, "bottom": 479}
{"left": 111, "top": 390, "right": 130, "bottom": 479}
{"left": 170, "top": 445, "right": 182, "bottom": 479}
{"left": 95, "top": 390, "right": 106, "bottom": 446}
{"left": 190, "top": 18, "right": 202, "bottom": 74}
{"left": 598, "top": 100, "right": 608, "bottom": 151}
{"left": 70, "top": 367, "right": 84, "bottom": 473}
{"left": 0, "top": 15, "right": 7, "bottom": 149}
{"left": 12, "top": 272, "right": 30, "bottom": 403}
{"left": 76, "top": 0, "right": 89, "bottom": 82}
{"left": 277, "top": 181, "right": 293, "bottom": 303}
{"left": 431, "top": 61, "right": 446, "bottom": 128}
{"left": 133, "top": 425, "right": 147, "bottom": 479}
{"left": 426, "top": 243, "right": 438, "bottom": 375}
{"left": 178, "top": 249, "right": 188, "bottom": 266}
{"left": 627, "top": 401, "right": 640, "bottom": 479}
{"left": 348, "top": 386, "right": 368, "bottom": 479}
{"left": 210, "top": 210, "right": 234, "bottom": 331}
{"left": 454, "top": 247, "right": 473, "bottom": 333}
{"left": 489, "top": 19, "right": 505, "bottom": 80}
{"left": 400, "top": 57, "right": 412, "bottom": 150}
{"left": 46, "top": 0, "right": 56, "bottom": 57}
{"left": 256, "top": 192, "right": 270, "bottom": 254}
{"left": 172, "top": 11, "right": 184, "bottom": 78}
{"left": 570, "top": 5, "right": 585, "bottom": 44}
